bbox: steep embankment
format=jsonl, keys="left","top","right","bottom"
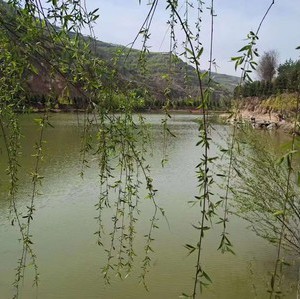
{"left": 239, "top": 93, "right": 299, "bottom": 132}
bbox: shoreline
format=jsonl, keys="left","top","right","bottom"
{"left": 219, "top": 110, "right": 296, "bottom": 134}
{"left": 19, "top": 107, "right": 297, "bottom": 133}
{"left": 21, "top": 107, "right": 228, "bottom": 115}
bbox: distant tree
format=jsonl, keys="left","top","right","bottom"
{"left": 257, "top": 50, "right": 278, "bottom": 82}
{"left": 275, "top": 59, "right": 300, "bottom": 92}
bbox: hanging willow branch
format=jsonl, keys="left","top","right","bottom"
{"left": 268, "top": 91, "right": 300, "bottom": 298}
{"left": 220, "top": 0, "right": 275, "bottom": 255}
{"left": 0, "top": 1, "right": 165, "bottom": 297}
{"left": 164, "top": 1, "right": 218, "bottom": 297}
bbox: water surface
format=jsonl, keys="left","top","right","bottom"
{"left": 0, "top": 113, "right": 298, "bottom": 298}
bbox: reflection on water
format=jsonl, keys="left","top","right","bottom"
{"left": 0, "top": 113, "right": 298, "bottom": 298}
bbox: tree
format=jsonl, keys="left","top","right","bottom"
{"left": 257, "top": 50, "right": 278, "bottom": 82}
{"left": 273, "top": 59, "right": 300, "bottom": 92}
{"left": 231, "top": 128, "right": 300, "bottom": 256}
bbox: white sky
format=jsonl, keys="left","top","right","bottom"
{"left": 69, "top": 1, "right": 300, "bottom": 76}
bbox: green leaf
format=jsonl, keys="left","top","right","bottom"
{"left": 197, "top": 47, "right": 204, "bottom": 59}
{"left": 202, "top": 270, "right": 212, "bottom": 283}
{"left": 34, "top": 118, "right": 43, "bottom": 126}
{"left": 200, "top": 71, "right": 208, "bottom": 79}
{"left": 276, "top": 156, "right": 284, "bottom": 165}
{"left": 184, "top": 244, "right": 196, "bottom": 255}
{"left": 167, "top": 128, "right": 176, "bottom": 138}
{"left": 184, "top": 243, "right": 195, "bottom": 250}
{"left": 91, "top": 8, "right": 99, "bottom": 15}
{"left": 47, "top": 122, "right": 55, "bottom": 128}
{"left": 273, "top": 210, "right": 284, "bottom": 216}
{"left": 238, "top": 45, "right": 250, "bottom": 53}
{"left": 220, "top": 148, "right": 228, "bottom": 153}
{"left": 30, "top": 64, "right": 39, "bottom": 75}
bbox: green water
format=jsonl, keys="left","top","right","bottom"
{"left": 0, "top": 113, "right": 298, "bottom": 299}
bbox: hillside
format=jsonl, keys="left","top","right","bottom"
{"left": 0, "top": 1, "right": 239, "bottom": 109}
{"left": 94, "top": 40, "right": 239, "bottom": 98}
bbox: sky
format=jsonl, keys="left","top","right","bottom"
{"left": 64, "top": 1, "right": 300, "bottom": 76}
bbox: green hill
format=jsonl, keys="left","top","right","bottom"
{"left": 93, "top": 40, "right": 239, "bottom": 100}
{"left": 0, "top": 1, "right": 239, "bottom": 109}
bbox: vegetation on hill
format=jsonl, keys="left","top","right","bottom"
{"left": 94, "top": 40, "right": 239, "bottom": 109}
{"left": 233, "top": 56, "right": 300, "bottom": 120}
{"left": 235, "top": 58, "right": 300, "bottom": 98}
{"left": 0, "top": 1, "right": 239, "bottom": 111}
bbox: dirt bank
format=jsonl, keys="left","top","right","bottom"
{"left": 219, "top": 110, "right": 295, "bottom": 134}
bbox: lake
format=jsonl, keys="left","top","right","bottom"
{"left": 0, "top": 113, "right": 298, "bottom": 298}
